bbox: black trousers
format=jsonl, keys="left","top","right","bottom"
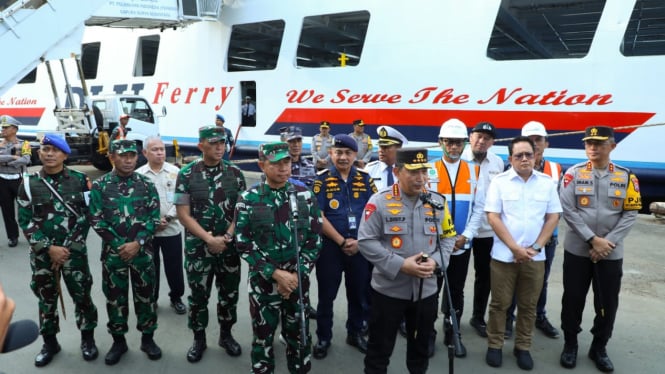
{"left": 365, "top": 288, "right": 436, "bottom": 374}
{"left": 152, "top": 233, "right": 185, "bottom": 302}
{"left": 561, "top": 251, "right": 622, "bottom": 348}
{"left": 0, "top": 177, "right": 20, "bottom": 241}
{"left": 440, "top": 249, "right": 471, "bottom": 319}
{"left": 471, "top": 237, "right": 493, "bottom": 321}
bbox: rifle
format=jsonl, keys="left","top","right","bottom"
{"left": 288, "top": 184, "right": 308, "bottom": 373}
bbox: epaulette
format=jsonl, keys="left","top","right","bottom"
{"left": 365, "top": 160, "right": 379, "bottom": 167}
{"left": 316, "top": 168, "right": 329, "bottom": 176}
{"left": 429, "top": 190, "right": 447, "bottom": 201}
{"left": 356, "top": 168, "right": 369, "bottom": 175}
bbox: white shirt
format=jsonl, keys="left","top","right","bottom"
{"left": 136, "top": 162, "right": 182, "bottom": 237}
{"left": 484, "top": 168, "right": 562, "bottom": 263}
{"left": 461, "top": 147, "right": 505, "bottom": 237}
{"left": 365, "top": 160, "right": 394, "bottom": 190}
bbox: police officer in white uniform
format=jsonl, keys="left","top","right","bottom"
{"left": 364, "top": 126, "right": 408, "bottom": 190}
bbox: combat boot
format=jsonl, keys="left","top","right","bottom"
{"left": 104, "top": 335, "right": 128, "bottom": 366}
{"left": 80, "top": 330, "right": 98, "bottom": 361}
{"left": 34, "top": 335, "right": 61, "bottom": 367}
{"left": 219, "top": 328, "right": 242, "bottom": 356}
{"left": 187, "top": 330, "right": 207, "bottom": 363}
{"left": 140, "top": 333, "right": 162, "bottom": 360}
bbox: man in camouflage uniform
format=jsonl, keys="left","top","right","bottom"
{"left": 175, "top": 126, "right": 246, "bottom": 363}
{"left": 235, "top": 142, "right": 322, "bottom": 373}
{"left": 17, "top": 134, "right": 98, "bottom": 367}
{"left": 89, "top": 139, "right": 162, "bottom": 365}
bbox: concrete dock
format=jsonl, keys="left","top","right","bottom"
{"left": 1, "top": 165, "right": 664, "bottom": 373}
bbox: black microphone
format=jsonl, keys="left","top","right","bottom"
{"left": 419, "top": 192, "right": 444, "bottom": 210}
{"left": 287, "top": 184, "right": 299, "bottom": 218}
{"left": 1, "top": 319, "right": 39, "bottom": 353}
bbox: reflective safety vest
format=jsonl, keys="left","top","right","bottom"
{"left": 428, "top": 159, "right": 479, "bottom": 235}
{"left": 542, "top": 160, "right": 562, "bottom": 184}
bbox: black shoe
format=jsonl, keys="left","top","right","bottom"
{"left": 8, "top": 238, "right": 17, "bottom": 247}
{"left": 398, "top": 320, "right": 407, "bottom": 338}
{"left": 80, "top": 339, "right": 98, "bottom": 361}
{"left": 588, "top": 347, "right": 614, "bottom": 372}
{"left": 514, "top": 348, "right": 534, "bottom": 370}
{"left": 486, "top": 347, "right": 502, "bottom": 368}
{"left": 170, "top": 300, "right": 187, "bottom": 315}
{"left": 140, "top": 337, "right": 162, "bottom": 360}
{"left": 307, "top": 305, "right": 317, "bottom": 319}
{"left": 469, "top": 317, "right": 488, "bottom": 338}
{"left": 218, "top": 330, "right": 242, "bottom": 357}
{"left": 104, "top": 341, "right": 128, "bottom": 366}
{"left": 313, "top": 340, "right": 331, "bottom": 359}
{"left": 504, "top": 319, "right": 514, "bottom": 339}
{"left": 560, "top": 344, "right": 578, "bottom": 369}
{"left": 34, "top": 344, "right": 61, "bottom": 367}
{"left": 535, "top": 316, "right": 560, "bottom": 339}
{"left": 346, "top": 334, "right": 367, "bottom": 354}
{"left": 187, "top": 339, "right": 207, "bottom": 363}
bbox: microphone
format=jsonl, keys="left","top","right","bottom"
{"left": 287, "top": 184, "right": 299, "bottom": 218}
{"left": 419, "top": 192, "right": 444, "bottom": 210}
{"left": 1, "top": 319, "right": 39, "bottom": 353}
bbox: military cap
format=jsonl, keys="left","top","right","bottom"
{"left": 353, "top": 119, "right": 364, "bottom": 126}
{"left": 110, "top": 139, "right": 137, "bottom": 154}
{"left": 522, "top": 121, "right": 548, "bottom": 137}
{"left": 0, "top": 115, "right": 21, "bottom": 128}
{"left": 377, "top": 125, "right": 408, "bottom": 147}
{"left": 582, "top": 126, "right": 614, "bottom": 141}
{"left": 216, "top": 114, "right": 225, "bottom": 122}
{"left": 396, "top": 148, "right": 431, "bottom": 170}
{"left": 470, "top": 121, "right": 497, "bottom": 138}
{"left": 259, "top": 142, "right": 290, "bottom": 162}
{"left": 332, "top": 134, "right": 358, "bottom": 152}
{"left": 199, "top": 125, "right": 226, "bottom": 143}
{"left": 283, "top": 126, "right": 303, "bottom": 142}
{"left": 320, "top": 121, "right": 330, "bottom": 129}
{"left": 40, "top": 133, "right": 71, "bottom": 154}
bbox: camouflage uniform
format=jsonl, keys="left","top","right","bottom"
{"left": 18, "top": 167, "right": 97, "bottom": 336}
{"left": 236, "top": 176, "right": 322, "bottom": 373}
{"left": 89, "top": 169, "right": 160, "bottom": 336}
{"left": 174, "top": 158, "right": 246, "bottom": 333}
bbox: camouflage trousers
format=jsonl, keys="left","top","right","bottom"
{"left": 30, "top": 249, "right": 98, "bottom": 336}
{"left": 248, "top": 271, "right": 312, "bottom": 374}
{"left": 101, "top": 248, "right": 157, "bottom": 335}
{"left": 184, "top": 244, "right": 240, "bottom": 332}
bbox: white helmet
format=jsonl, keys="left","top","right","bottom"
{"left": 521, "top": 121, "right": 548, "bottom": 137}
{"left": 438, "top": 118, "right": 468, "bottom": 139}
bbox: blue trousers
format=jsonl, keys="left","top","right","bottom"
{"left": 315, "top": 239, "right": 369, "bottom": 341}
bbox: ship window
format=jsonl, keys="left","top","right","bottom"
{"left": 296, "top": 11, "right": 370, "bottom": 68}
{"left": 487, "top": 0, "right": 606, "bottom": 60}
{"left": 18, "top": 68, "right": 37, "bottom": 84}
{"left": 622, "top": 0, "right": 665, "bottom": 56}
{"left": 81, "top": 42, "right": 100, "bottom": 79}
{"left": 227, "top": 20, "right": 285, "bottom": 71}
{"left": 134, "top": 35, "right": 160, "bottom": 77}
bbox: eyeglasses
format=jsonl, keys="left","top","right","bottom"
{"left": 442, "top": 139, "right": 465, "bottom": 146}
{"left": 512, "top": 152, "right": 534, "bottom": 160}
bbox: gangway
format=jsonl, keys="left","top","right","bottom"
{"left": 0, "top": 0, "right": 109, "bottom": 95}
{"left": 0, "top": 0, "right": 224, "bottom": 96}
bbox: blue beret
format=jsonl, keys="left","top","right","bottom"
{"left": 216, "top": 114, "right": 225, "bottom": 122}
{"left": 332, "top": 134, "right": 358, "bottom": 152}
{"left": 40, "top": 134, "right": 71, "bottom": 154}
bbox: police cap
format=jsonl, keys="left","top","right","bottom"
{"left": 582, "top": 126, "right": 614, "bottom": 141}
{"left": 0, "top": 115, "right": 20, "bottom": 128}
{"left": 396, "top": 148, "right": 431, "bottom": 170}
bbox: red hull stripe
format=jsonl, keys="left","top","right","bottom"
{"left": 274, "top": 108, "right": 654, "bottom": 133}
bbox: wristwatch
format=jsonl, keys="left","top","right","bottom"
{"left": 138, "top": 238, "right": 145, "bottom": 246}
{"left": 531, "top": 243, "right": 542, "bottom": 252}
